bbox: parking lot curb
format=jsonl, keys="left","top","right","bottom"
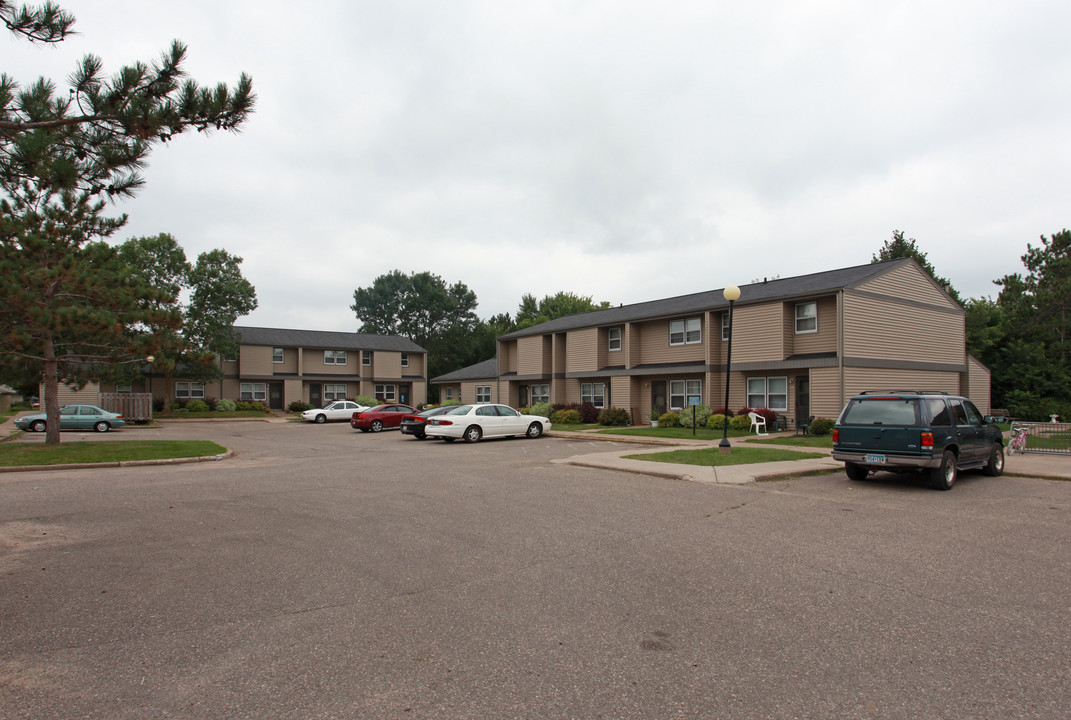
{"left": 0, "top": 451, "right": 235, "bottom": 474}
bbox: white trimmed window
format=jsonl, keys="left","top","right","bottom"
{"left": 670, "top": 379, "right": 702, "bottom": 410}
{"left": 117, "top": 384, "right": 132, "bottom": 394}
{"left": 375, "top": 384, "right": 396, "bottom": 401}
{"left": 401, "top": 352, "right": 409, "bottom": 368}
{"left": 669, "top": 317, "right": 702, "bottom": 346}
{"left": 581, "top": 382, "right": 606, "bottom": 408}
{"left": 530, "top": 384, "right": 550, "bottom": 404}
{"left": 445, "top": 387, "right": 453, "bottom": 400}
{"left": 608, "top": 327, "right": 622, "bottom": 352}
{"left": 722, "top": 314, "right": 730, "bottom": 341}
{"left": 176, "top": 381, "right": 205, "bottom": 399}
{"left": 475, "top": 385, "right": 492, "bottom": 403}
{"left": 324, "top": 383, "right": 347, "bottom": 401}
{"left": 324, "top": 350, "right": 348, "bottom": 365}
{"left": 273, "top": 347, "right": 284, "bottom": 363}
{"left": 795, "top": 302, "right": 817, "bottom": 334}
{"left": 362, "top": 350, "right": 372, "bottom": 366}
{"left": 240, "top": 382, "right": 266, "bottom": 402}
{"left": 746, "top": 376, "right": 788, "bottom": 411}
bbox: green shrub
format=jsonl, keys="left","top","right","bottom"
{"left": 730, "top": 414, "right": 751, "bottom": 431}
{"left": 808, "top": 417, "right": 834, "bottom": 435}
{"left": 440, "top": 398, "right": 462, "bottom": 406}
{"left": 677, "top": 404, "right": 712, "bottom": 428}
{"left": 235, "top": 401, "right": 269, "bottom": 413}
{"left": 185, "top": 400, "right": 210, "bottom": 413}
{"left": 288, "top": 400, "right": 313, "bottom": 413}
{"left": 598, "top": 406, "right": 631, "bottom": 426}
{"left": 217, "top": 398, "right": 236, "bottom": 412}
{"left": 657, "top": 411, "right": 680, "bottom": 427}
{"left": 551, "top": 409, "right": 582, "bottom": 424}
{"left": 531, "top": 401, "right": 553, "bottom": 418}
{"left": 354, "top": 395, "right": 379, "bottom": 407}
{"left": 706, "top": 414, "right": 727, "bottom": 430}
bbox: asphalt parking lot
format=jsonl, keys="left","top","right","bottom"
{"left": 2, "top": 420, "right": 1070, "bottom": 719}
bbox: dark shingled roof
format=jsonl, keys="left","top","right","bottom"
{"left": 234, "top": 325, "right": 426, "bottom": 353}
{"left": 430, "top": 358, "right": 498, "bottom": 384}
{"left": 499, "top": 259, "right": 918, "bottom": 340}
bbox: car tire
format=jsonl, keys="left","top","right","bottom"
{"left": 930, "top": 450, "right": 957, "bottom": 490}
{"left": 414, "top": 433, "right": 426, "bottom": 440}
{"left": 983, "top": 443, "right": 1005, "bottom": 477}
{"left": 464, "top": 425, "right": 482, "bottom": 443}
{"left": 526, "top": 422, "right": 543, "bottom": 439}
{"left": 30, "top": 420, "right": 45, "bottom": 433}
{"left": 370, "top": 420, "right": 383, "bottom": 432}
{"left": 845, "top": 462, "right": 869, "bottom": 481}
{"left": 315, "top": 414, "right": 326, "bottom": 424}
{"left": 94, "top": 421, "right": 110, "bottom": 433}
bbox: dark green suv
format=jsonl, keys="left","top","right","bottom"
{"left": 831, "top": 391, "right": 1004, "bottom": 490}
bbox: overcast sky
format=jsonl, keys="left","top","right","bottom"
{"left": 8, "top": 1, "right": 1071, "bottom": 331}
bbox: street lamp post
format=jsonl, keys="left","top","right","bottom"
{"left": 146, "top": 355, "right": 154, "bottom": 421}
{"left": 719, "top": 285, "right": 740, "bottom": 453}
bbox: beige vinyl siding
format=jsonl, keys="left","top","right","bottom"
{"left": 627, "top": 322, "right": 641, "bottom": 368}
{"left": 410, "top": 381, "right": 426, "bottom": 405}
{"left": 636, "top": 318, "right": 705, "bottom": 364}
{"left": 965, "top": 357, "right": 991, "bottom": 413}
{"left": 377, "top": 353, "right": 402, "bottom": 379}
{"left": 241, "top": 345, "right": 274, "bottom": 375}
{"left": 43, "top": 382, "right": 100, "bottom": 407}
{"left": 460, "top": 380, "right": 496, "bottom": 404}
{"left": 731, "top": 304, "right": 784, "bottom": 363}
{"left": 610, "top": 375, "right": 631, "bottom": 414}
{"left": 300, "top": 349, "right": 355, "bottom": 374}
{"left": 791, "top": 297, "right": 838, "bottom": 355}
{"left": 497, "top": 341, "right": 517, "bottom": 374}
{"left": 563, "top": 380, "right": 582, "bottom": 404}
{"left": 553, "top": 334, "right": 567, "bottom": 375}
{"left": 517, "top": 336, "right": 546, "bottom": 375}
{"left": 405, "top": 353, "right": 425, "bottom": 375}
{"left": 566, "top": 328, "right": 599, "bottom": 373}
{"left": 807, "top": 367, "right": 844, "bottom": 419}
{"left": 275, "top": 348, "right": 298, "bottom": 373}
{"left": 844, "top": 367, "right": 960, "bottom": 399}
{"left": 842, "top": 293, "right": 964, "bottom": 364}
{"left": 857, "top": 262, "right": 960, "bottom": 311}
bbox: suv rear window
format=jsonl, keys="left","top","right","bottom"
{"left": 840, "top": 398, "right": 920, "bottom": 426}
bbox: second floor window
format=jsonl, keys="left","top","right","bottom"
{"left": 722, "top": 314, "right": 730, "bottom": 341}
{"left": 401, "top": 352, "right": 409, "bottom": 367}
{"left": 608, "top": 327, "right": 622, "bottom": 351}
{"left": 362, "top": 351, "right": 372, "bottom": 366}
{"left": 273, "top": 347, "right": 284, "bottom": 363}
{"left": 670, "top": 317, "right": 702, "bottom": 346}
{"left": 324, "top": 350, "right": 347, "bottom": 365}
{"left": 795, "top": 302, "right": 817, "bottom": 334}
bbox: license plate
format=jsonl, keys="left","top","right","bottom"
{"left": 864, "top": 454, "right": 887, "bottom": 464}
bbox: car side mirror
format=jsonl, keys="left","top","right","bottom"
{"left": 983, "top": 415, "right": 995, "bottom": 424}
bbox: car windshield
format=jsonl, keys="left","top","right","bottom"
{"left": 841, "top": 398, "right": 920, "bottom": 426}
{"left": 446, "top": 405, "right": 473, "bottom": 415}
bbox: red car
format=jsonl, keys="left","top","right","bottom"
{"left": 350, "top": 403, "right": 416, "bottom": 432}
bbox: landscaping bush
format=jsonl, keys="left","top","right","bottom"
{"left": 204, "top": 397, "right": 218, "bottom": 411}
{"left": 657, "top": 411, "right": 680, "bottom": 427}
{"left": 552, "top": 402, "right": 599, "bottom": 423}
{"left": 235, "top": 401, "right": 269, "bottom": 413}
{"left": 551, "top": 409, "right": 582, "bottom": 425}
{"left": 730, "top": 414, "right": 752, "bottom": 432}
{"left": 185, "top": 400, "right": 210, "bottom": 413}
{"left": 354, "top": 395, "right": 379, "bottom": 407}
{"left": 711, "top": 407, "right": 733, "bottom": 417}
{"left": 217, "top": 398, "right": 236, "bottom": 412}
{"left": 706, "top": 414, "right": 727, "bottom": 430}
{"left": 288, "top": 400, "right": 313, "bottom": 413}
{"left": 735, "top": 406, "right": 754, "bottom": 418}
{"left": 531, "top": 401, "right": 553, "bottom": 418}
{"left": 677, "top": 404, "right": 712, "bottom": 428}
{"left": 808, "top": 417, "right": 834, "bottom": 435}
{"left": 598, "top": 406, "right": 631, "bottom": 426}
{"left": 753, "top": 407, "right": 778, "bottom": 426}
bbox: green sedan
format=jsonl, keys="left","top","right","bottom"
{"left": 14, "top": 405, "right": 126, "bottom": 433}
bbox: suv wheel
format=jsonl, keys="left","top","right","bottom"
{"left": 983, "top": 443, "right": 1005, "bottom": 477}
{"left": 845, "top": 462, "right": 869, "bottom": 482}
{"left": 930, "top": 450, "right": 957, "bottom": 490}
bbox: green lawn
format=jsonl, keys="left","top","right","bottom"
{"left": 745, "top": 434, "right": 833, "bottom": 448}
{"left": 598, "top": 426, "right": 755, "bottom": 441}
{"left": 624, "top": 446, "right": 825, "bottom": 466}
{"left": 0, "top": 440, "right": 228, "bottom": 467}
{"left": 154, "top": 410, "right": 272, "bottom": 420}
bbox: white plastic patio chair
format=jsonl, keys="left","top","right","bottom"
{"left": 748, "top": 412, "right": 767, "bottom": 435}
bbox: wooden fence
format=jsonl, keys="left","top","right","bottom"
{"left": 100, "top": 393, "right": 153, "bottom": 423}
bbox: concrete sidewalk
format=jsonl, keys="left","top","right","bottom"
{"left": 549, "top": 429, "right": 1071, "bottom": 484}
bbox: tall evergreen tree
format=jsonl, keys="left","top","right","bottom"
{"left": 0, "top": 2, "right": 254, "bottom": 442}
{"left": 514, "top": 291, "right": 612, "bottom": 330}
{"left": 872, "top": 230, "right": 961, "bottom": 302}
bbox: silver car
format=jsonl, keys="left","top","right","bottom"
{"left": 15, "top": 405, "right": 126, "bottom": 433}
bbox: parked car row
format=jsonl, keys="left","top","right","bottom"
{"left": 303, "top": 402, "right": 554, "bottom": 443}
{"left": 14, "top": 404, "right": 125, "bottom": 433}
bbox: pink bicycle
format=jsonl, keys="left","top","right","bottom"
{"left": 1007, "top": 423, "right": 1028, "bottom": 454}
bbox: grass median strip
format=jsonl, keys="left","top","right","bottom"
{"left": 624, "top": 446, "right": 825, "bottom": 466}
{"left": 0, "top": 440, "right": 228, "bottom": 467}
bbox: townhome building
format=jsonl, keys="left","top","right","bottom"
{"left": 481, "top": 259, "right": 989, "bottom": 426}
{"left": 431, "top": 358, "right": 499, "bottom": 405}
{"left": 61, "top": 325, "right": 428, "bottom": 412}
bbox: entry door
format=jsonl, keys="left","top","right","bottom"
{"left": 651, "top": 381, "right": 667, "bottom": 417}
{"left": 269, "top": 383, "right": 283, "bottom": 410}
{"left": 309, "top": 383, "right": 322, "bottom": 408}
{"left": 796, "top": 377, "right": 810, "bottom": 422}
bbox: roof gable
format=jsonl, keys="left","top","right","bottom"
{"left": 234, "top": 325, "right": 426, "bottom": 353}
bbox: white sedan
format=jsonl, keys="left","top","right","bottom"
{"left": 301, "top": 400, "right": 368, "bottom": 423}
{"left": 424, "top": 403, "right": 551, "bottom": 442}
